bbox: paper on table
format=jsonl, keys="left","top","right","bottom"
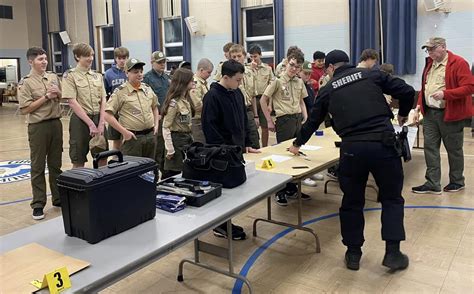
{"left": 0, "top": 243, "right": 90, "bottom": 294}
{"left": 262, "top": 155, "right": 292, "bottom": 163}
{"left": 300, "top": 145, "right": 322, "bottom": 151}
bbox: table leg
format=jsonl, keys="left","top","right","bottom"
{"left": 252, "top": 180, "right": 321, "bottom": 253}
{"left": 177, "top": 219, "right": 253, "bottom": 293}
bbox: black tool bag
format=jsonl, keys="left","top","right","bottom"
{"left": 182, "top": 142, "right": 246, "bottom": 188}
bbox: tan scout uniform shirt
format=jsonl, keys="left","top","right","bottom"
{"left": 240, "top": 67, "right": 257, "bottom": 107}
{"left": 263, "top": 72, "right": 308, "bottom": 118}
{"left": 213, "top": 61, "right": 224, "bottom": 81}
{"left": 18, "top": 71, "right": 62, "bottom": 124}
{"left": 189, "top": 74, "right": 208, "bottom": 119}
{"left": 62, "top": 66, "right": 106, "bottom": 115}
{"left": 106, "top": 82, "right": 158, "bottom": 131}
{"left": 275, "top": 58, "right": 288, "bottom": 78}
{"left": 163, "top": 97, "right": 192, "bottom": 133}
{"left": 425, "top": 54, "right": 448, "bottom": 109}
{"left": 247, "top": 62, "right": 273, "bottom": 95}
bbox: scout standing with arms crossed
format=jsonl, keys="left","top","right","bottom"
{"left": 19, "top": 47, "right": 62, "bottom": 220}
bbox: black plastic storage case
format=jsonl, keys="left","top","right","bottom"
{"left": 57, "top": 151, "right": 158, "bottom": 244}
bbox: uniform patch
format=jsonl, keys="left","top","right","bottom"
{"left": 131, "top": 108, "right": 142, "bottom": 115}
{"left": 0, "top": 160, "right": 48, "bottom": 184}
{"left": 179, "top": 114, "right": 191, "bottom": 123}
{"left": 331, "top": 72, "right": 363, "bottom": 89}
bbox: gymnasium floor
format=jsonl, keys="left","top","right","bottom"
{"left": 1, "top": 103, "right": 473, "bottom": 293}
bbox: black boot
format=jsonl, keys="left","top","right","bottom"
{"left": 382, "top": 241, "right": 409, "bottom": 270}
{"left": 345, "top": 247, "right": 362, "bottom": 271}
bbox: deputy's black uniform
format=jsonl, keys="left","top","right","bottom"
{"left": 294, "top": 53, "right": 414, "bottom": 266}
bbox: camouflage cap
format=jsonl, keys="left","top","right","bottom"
{"left": 151, "top": 51, "right": 167, "bottom": 62}
{"left": 302, "top": 60, "right": 312, "bottom": 73}
{"left": 124, "top": 58, "right": 146, "bottom": 71}
{"left": 421, "top": 37, "right": 446, "bottom": 49}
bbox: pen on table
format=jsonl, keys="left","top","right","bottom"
{"left": 287, "top": 148, "right": 311, "bottom": 160}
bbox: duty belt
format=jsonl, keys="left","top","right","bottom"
{"left": 342, "top": 131, "right": 395, "bottom": 143}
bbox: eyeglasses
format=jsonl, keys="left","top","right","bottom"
{"left": 424, "top": 45, "right": 440, "bottom": 53}
{"left": 288, "top": 62, "right": 302, "bottom": 70}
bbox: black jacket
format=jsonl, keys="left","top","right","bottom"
{"left": 295, "top": 64, "right": 415, "bottom": 146}
{"left": 303, "top": 82, "right": 316, "bottom": 113}
{"left": 202, "top": 82, "right": 251, "bottom": 148}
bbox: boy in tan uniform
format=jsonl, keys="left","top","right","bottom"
{"left": 229, "top": 44, "right": 260, "bottom": 149}
{"left": 189, "top": 58, "right": 213, "bottom": 143}
{"left": 18, "top": 47, "right": 63, "bottom": 220}
{"left": 213, "top": 42, "right": 234, "bottom": 81}
{"left": 105, "top": 58, "right": 160, "bottom": 160}
{"left": 261, "top": 50, "right": 308, "bottom": 205}
{"left": 275, "top": 46, "right": 303, "bottom": 77}
{"left": 62, "top": 43, "right": 108, "bottom": 168}
{"left": 248, "top": 45, "right": 274, "bottom": 147}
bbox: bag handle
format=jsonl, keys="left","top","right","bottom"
{"left": 93, "top": 150, "right": 123, "bottom": 169}
{"left": 189, "top": 146, "right": 222, "bottom": 166}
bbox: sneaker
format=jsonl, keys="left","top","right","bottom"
{"left": 382, "top": 251, "right": 409, "bottom": 270}
{"left": 232, "top": 223, "right": 244, "bottom": 232}
{"left": 327, "top": 166, "right": 339, "bottom": 179}
{"left": 302, "top": 178, "right": 317, "bottom": 187}
{"left": 274, "top": 190, "right": 288, "bottom": 206}
{"left": 213, "top": 224, "right": 247, "bottom": 240}
{"left": 345, "top": 251, "right": 362, "bottom": 271}
{"left": 311, "top": 173, "right": 324, "bottom": 181}
{"left": 287, "top": 191, "right": 312, "bottom": 201}
{"left": 301, "top": 192, "right": 311, "bottom": 201}
{"left": 32, "top": 208, "right": 45, "bottom": 220}
{"left": 443, "top": 183, "right": 465, "bottom": 192}
{"left": 412, "top": 184, "right": 442, "bottom": 195}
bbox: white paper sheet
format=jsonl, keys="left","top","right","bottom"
{"left": 262, "top": 155, "right": 292, "bottom": 163}
{"left": 300, "top": 145, "right": 322, "bottom": 151}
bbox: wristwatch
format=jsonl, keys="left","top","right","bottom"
{"left": 292, "top": 140, "right": 300, "bottom": 148}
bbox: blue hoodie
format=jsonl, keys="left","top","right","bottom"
{"left": 104, "top": 65, "right": 127, "bottom": 98}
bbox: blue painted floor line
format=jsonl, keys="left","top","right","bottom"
{"left": 0, "top": 194, "right": 51, "bottom": 206}
{"left": 232, "top": 205, "right": 474, "bottom": 293}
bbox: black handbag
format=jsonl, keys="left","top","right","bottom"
{"left": 182, "top": 142, "right": 246, "bottom": 188}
